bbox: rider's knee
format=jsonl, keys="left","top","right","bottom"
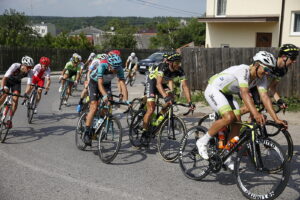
{"left": 222, "top": 111, "right": 236, "bottom": 125}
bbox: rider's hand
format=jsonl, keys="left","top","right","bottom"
{"left": 277, "top": 99, "right": 288, "bottom": 109}
{"left": 102, "top": 95, "right": 109, "bottom": 104}
{"left": 74, "top": 80, "right": 78, "bottom": 85}
{"left": 164, "top": 95, "right": 173, "bottom": 105}
{"left": 59, "top": 75, "right": 63, "bottom": 80}
{"left": 23, "top": 93, "right": 29, "bottom": 99}
{"left": 253, "top": 113, "right": 266, "bottom": 125}
{"left": 275, "top": 119, "right": 288, "bottom": 129}
{"left": 189, "top": 102, "right": 196, "bottom": 110}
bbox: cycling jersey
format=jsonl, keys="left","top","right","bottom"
{"left": 89, "top": 62, "right": 125, "bottom": 84}
{"left": 88, "top": 59, "right": 108, "bottom": 71}
{"left": 127, "top": 56, "right": 138, "bottom": 64}
{"left": 4, "top": 63, "right": 33, "bottom": 92}
{"left": 64, "top": 61, "right": 81, "bottom": 73}
{"left": 32, "top": 64, "right": 51, "bottom": 79}
{"left": 145, "top": 62, "right": 186, "bottom": 101}
{"left": 205, "top": 64, "right": 268, "bottom": 115}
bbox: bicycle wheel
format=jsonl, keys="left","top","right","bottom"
{"left": 58, "top": 87, "right": 66, "bottom": 110}
{"left": 197, "top": 113, "right": 216, "bottom": 129}
{"left": 125, "top": 75, "right": 130, "bottom": 85}
{"left": 129, "top": 109, "right": 145, "bottom": 147}
{"left": 179, "top": 126, "right": 212, "bottom": 180}
{"left": 235, "top": 138, "right": 290, "bottom": 200}
{"left": 129, "top": 73, "right": 136, "bottom": 87}
{"left": 27, "top": 92, "right": 36, "bottom": 124}
{"left": 264, "top": 120, "right": 293, "bottom": 163}
{"left": 75, "top": 112, "right": 88, "bottom": 150}
{"left": 0, "top": 106, "right": 12, "bottom": 143}
{"left": 157, "top": 115, "right": 187, "bottom": 162}
{"left": 98, "top": 117, "right": 123, "bottom": 164}
{"left": 126, "top": 97, "right": 143, "bottom": 127}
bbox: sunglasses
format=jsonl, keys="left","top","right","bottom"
{"left": 289, "top": 56, "right": 297, "bottom": 61}
{"left": 260, "top": 64, "right": 272, "bottom": 73}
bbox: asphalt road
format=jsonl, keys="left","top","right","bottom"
{"left": 0, "top": 74, "right": 299, "bottom": 200}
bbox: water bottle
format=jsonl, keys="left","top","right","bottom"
{"left": 92, "top": 117, "right": 99, "bottom": 129}
{"left": 225, "top": 136, "right": 239, "bottom": 150}
{"left": 155, "top": 115, "right": 165, "bottom": 126}
{"left": 94, "top": 118, "right": 104, "bottom": 130}
{"left": 218, "top": 130, "right": 225, "bottom": 149}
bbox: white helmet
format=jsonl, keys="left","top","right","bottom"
{"left": 96, "top": 53, "right": 108, "bottom": 60}
{"left": 89, "top": 52, "right": 96, "bottom": 58}
{"left": 253, "top": 51, "right": 276, "bottom": 68}
{"left": 21, "top": 56, "right": 34, "bottom": 66}
{"left": 130, "top": 52, "right": 136, "bottom": 57}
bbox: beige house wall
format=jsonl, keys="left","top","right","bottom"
{"left": 206, "top": 22, "right": 279, "bottom": 47}
{"left": 206, "top": 0, "right": 281, "bottom": 17}
{"left": 282, "top": 0, "right": 300, "bottom": 46}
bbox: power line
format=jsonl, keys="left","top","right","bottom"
{"left": 126, "top": 0, "right": 200, "bottom": 16}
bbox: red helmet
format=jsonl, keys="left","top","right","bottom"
{"left": 108, "top": 50, "right": 121, "bottom": 56}
{"left": 39, "top": 57, "right": 51, "bottom": 66}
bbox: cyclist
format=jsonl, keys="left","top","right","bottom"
{"left": 241, "top": 44, "right": 299, "bottom": 114}
{"left": 141, "top": 53, "right": 195, "bottom": 145}
{"left": 0, "top": 56, "right": 34, "bottom": 127}
{"left": 196, "top": 51, "right": 287, "bottom": 170}
{"left": 125, "top": 52, "right": 138, "bottom": 80}
{"left": 83, "top": 54, "right": 129, "bottom": 146}
{"left": 79, "top": 52, "right": 96, "bottom": 83}
{"left": 59, "top": 54, "right": 81, "bottom": 105}
{"left": 76, "top": 53, "right": 108, "bottom": 112}
{"left": 28, "top": 57, "right": 51, "bottom": 114}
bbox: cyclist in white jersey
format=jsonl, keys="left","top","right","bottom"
{"left": 197, "top": 51, "right": 287, "bottom": 170}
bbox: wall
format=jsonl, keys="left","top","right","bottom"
{"left": 282, "top": 0, "right": 300, "bottom": 46}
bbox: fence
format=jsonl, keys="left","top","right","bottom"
{"left": 0, "top": 46, "right": 159, "bottom": 72}
{"left": 181, "top": 47, "right": 300, "bottom": 98}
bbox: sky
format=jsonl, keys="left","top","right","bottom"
{"left": 0, "top": 0, "right": 206, "bottom": 18}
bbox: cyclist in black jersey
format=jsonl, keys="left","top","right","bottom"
{"left": 141, "top": 53, "right": 195, "bottom": 145}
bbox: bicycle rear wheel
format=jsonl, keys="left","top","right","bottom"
{"left": 157, "top": 115, "right": 186, "bottom": 162}
{"left": 27, "top": 92, "right": 36, "bottom": 124}
{"left": 98, "top": 117, "right": 123, "bottom": 164}
{"left": 129, "top": 109, "right": 145, "bottom": 147}
{"left": 235, "top": 138, "right": 290, "bottom": 200}
{"left": 75, "top": 112, "right": 88, "bottom": 150}
{"left": 0, "top": 106, "right": 12, "bottom": 143}
{"left": 179, "top": 126, "right": 212, "bottom": 180}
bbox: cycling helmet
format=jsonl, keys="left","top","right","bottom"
{"left": 163, "top": 52, "right": 171, "bottom": 58}
{"left": 130, "top": 52, "right": 136, "bottom": 57}
{"left": 107, "top": 54, "right": 122, "bottom": 69}
{"left": 71, "top": 54, "right": 81, "bottom": 63}
{"left": 108, "top": 50, "right": 121, "bottom": 56}
{"left": 89, "top": 52, "right": 96, "bottom": 58}
{"left": 96, "top": 53, "right": 108, "bottom": 60}
{"left": 21, "top": 56, "right": 34, "bottom": 67}
{"left": 39, "top": 57, "right": 51, "bottom": 66}
{"left": 253, "top": 51, "right": 276, "bottom": 68}
{"left": 167, "top": 53, "right": 181, "bottom": 62}
{"left": 279, "top": 44, "right": 299, "bottom": 58}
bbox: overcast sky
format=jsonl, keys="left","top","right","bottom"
{"left": 0, "top": 0, "right": 206, "bottom": 18}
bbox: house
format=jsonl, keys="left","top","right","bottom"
{"left": 69, "top": 26, "right": 106, "bottom": 45}
{"left": 198, "top": 0, "right": 300, "bottom": 47}
{"left": 31, "top": 22, "right": 56, "bottom": 37}
{"left": 135, "top": 29, "right": 157, "bottom": 49}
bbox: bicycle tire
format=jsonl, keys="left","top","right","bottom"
{"left": 129, "top": 109, "right": 146, "bottom": 147}
{"left": 59, "top": 86, "right": 67, "bottom": 110}
{"left": 235, "top": 138, "right": 290, "bottom": 200}
{"left": 98, "top": 117, "right": 123, "bottom": 164}
{"left": 126, "top": 97, "right": 143, "bottom": 127}
{"left": 129, "top": 73, "right": 136, "bottom": 87}
{"left": 0, "top": 106, "right": 12, "bottom": 143}
{"left": 179, "top": 126, "right": 211, "bottom": 180}
{"left": 157, "top": 115, "right": 187, "bottom": 162}
{"left": 264, "top": 120, "right": 293, "bottom": 163}
{"left": 27, "top": 92, "right": 36, "bottom": 124}
{"left": 75, "top": 112, "right": 88, "bottom": 150}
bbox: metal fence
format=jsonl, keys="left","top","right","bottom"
{"left": 181, "top": 47, "right": 300, "bottom": 98}
{"left": 0, "top": 46, "right": 159, "bottom": 72}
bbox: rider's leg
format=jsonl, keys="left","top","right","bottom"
{"left": 143, "top": 100, "right": 155, "bottom": 130}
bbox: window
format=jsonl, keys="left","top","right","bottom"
{"left": 291, "top": 12, "right": 300, "bottom": 35}
{"left": 216, "top": 0, "right": 227, "bottom": 16}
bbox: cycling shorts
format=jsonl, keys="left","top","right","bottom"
{"left": 204, "top": 84, "right": 240, "bottom": 116}
{"left": 32, "top": 76, "right": 45, "bottom": 88}
{"left": 65, "top": 70, "right": 77, "bottom": 81}
{"left": 145, "top": 76, "right": 169, "bottom": 102}
{"left": 88, "top": 79, "right": 111, "bottom": 102}
{"left": 5, "top": 79, "right": 21, "bottom": 93}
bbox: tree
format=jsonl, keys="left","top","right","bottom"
{"left": 0, "top": 9, "right": 38, "bottom": 46}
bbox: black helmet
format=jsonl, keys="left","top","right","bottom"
{"left": 279, "top": 44, "right": 299, "bottom": 58}
{"left": 167, "top": 53, "right": 181, "bottom": 62}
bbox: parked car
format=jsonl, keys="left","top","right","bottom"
{"left": 138, "top": 51, "right": 173, "bottom": 74}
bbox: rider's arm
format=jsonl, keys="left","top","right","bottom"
{"left": 181, "top": 79, "right": 192, "bottom": 103}
{"left": 167, "top": 80, "right": 174, "bottom": 91}
{"left": 45, "top": 77, "right": 51, "bottom": 91}
{"left": 118, "top": 79, "right": 128, "bottom": 101}
{"left": 98, "top": 78, "right": 108, "bottom": 97}
{"left": 156, "top": 75, "right": 168, "bottom": 98}
{"left": 1, "top": 77, "right": 8, "bottom": 89}
{"left": 259, "top": 90, "right": 279, "bottom": 121}
{"left": 268, "top": 79, "right": 281, "bottom": 101}
{"left": 240, "top": 87, "right": 260, "bottom": 117}
{"left": 125, "top": 58, "right": 129, "bottom": 69}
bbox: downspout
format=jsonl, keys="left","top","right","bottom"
{"left": 278, "top": 0, "right": 285, "bottom": 47}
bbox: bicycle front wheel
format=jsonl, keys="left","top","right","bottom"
{"left": 0, "top": 106, "right": 12, "bottom": 143}
{"left": 98, "top": 117, "right": 123, "bottom": 164}
{"left": 129, "top": 109, "right": 145, "bottom": 147}
{"left": 157, "top": 115, "right": 186, "bottom": 162}
{"left": 75, "top": 112, "right": 88, "bottom": 150}
{"left": 198, "top": 113, "right": 216, "bottom": 129}
{"left": 235, "top": 138, "right": 290, "bottom": 200}
{"left": 27, "top": 92, "right": 36, "bottom": 124}
{"left": 126, "top": 97, "right": 143, "bottom": 127}
{"left": 179, "top": 126, "right": 211, "bottom": 180}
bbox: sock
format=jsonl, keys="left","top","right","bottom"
{"left": 199, "top": 132, "right": 212, "bottom": 145}
{"left": 79, "top": 98, "right": 83, "bottom": 104}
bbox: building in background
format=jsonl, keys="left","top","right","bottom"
{"left": 31, "top": 22, "right": 56, "bottom": 37}
{"left": 69, "top": 26, "right": 106, "bottom": 45}
{"left": 199, "top": 0, "right": 300, "bottom": 47}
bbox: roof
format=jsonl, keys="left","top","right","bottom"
{"left": 198, "top": 16, "right": 279, "bottom": 23}
{"left": 69, "top": 26, "right": 105, "bottom": 35}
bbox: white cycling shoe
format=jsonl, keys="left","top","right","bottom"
{"left": 224, "top": 156, "right": 235, "bottom": 171}
{"left": 196, "top": 139, "right": 209, "bottom": 160}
